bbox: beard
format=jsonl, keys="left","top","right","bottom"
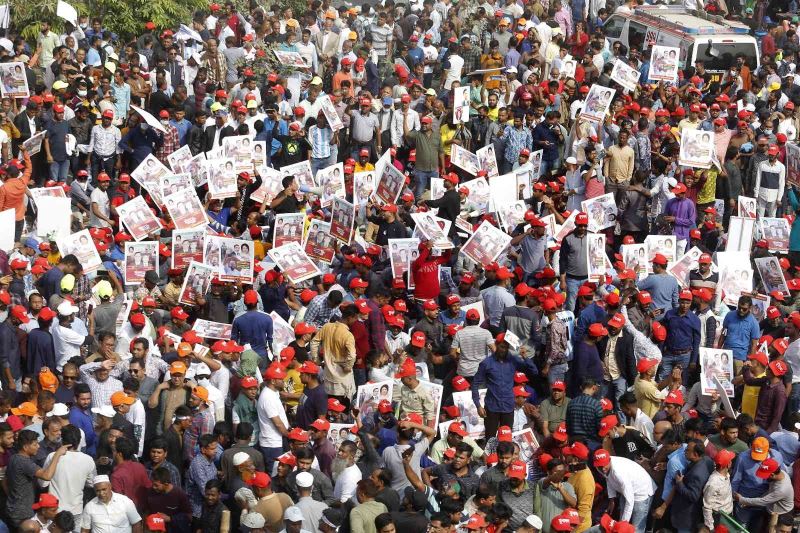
{"left": 331, "top": 457, "right": 348, "bottom": 482}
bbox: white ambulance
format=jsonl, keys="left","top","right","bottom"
{"left": 602, "top": 6, "right": 760, "bottom": 84}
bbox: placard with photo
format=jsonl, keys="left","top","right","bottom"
{"left": 192, "top": 319, "right": 233, "bottom": 340}
{"left": 450, "top": 144, "right": 480, "bottom": 175}
{"left": 668, "top": 246, "right": 704, "bottom": 288}
{"left": 460, "top": 220, "right": 512, "bottom": 267}
{"left": 207, "top": 158, "right": 238, "bottom": 199}
{"left": 250, "top": 165, "right": 284, "bottom": 204}
{"left": 644, "top": 235, "right": 677, "bottom": 270}
{"left": 172, "top": 228, "right": 205, "bottom": 269}
{"left": 453, "top": 85, "right": 470, "bottom": 124}
{"left": 587, "top": 233, "right": 606, "bottom": 282}
{"left": 476, "top": 145, "right": 500, "bottom": 177}
{"left": 760, "top": 217, "right": 790, "bottom": 252}
{"left": 205, "top": 236, "right": 255, "bottom": 283}
{"left": 498, "top": 200, "right": 528, "bottom": 233}
{"left": 354, "top": 171, "right": 376, "bottom": 207}
{"left": 178, "top": 261, "right": 215, "bottom": 306}
{"left": 453, "top": 390, "right": 487, "bottom": 438}
{"left": 318, "top": 94, "right": 344, "bottom": 131}
{"left": 700, "top": 347, "right": 734, "bottom": 397}
{"left": 268, "top": 242, "right": 322, "bottom": 283}
{"left": 164, "top": 187, "right": 208, "bottom": 231}
{"left": 223, "top": 135, "right": 255, "bottom": 173}
{"left": 411, "top": 212, "right": 453, "bottom": 249}
{"left": 388, "top": 238, "right": 420, "bottom": 280}
{"left": 123, "top": 241, "right": 158, "bottom": 285}
{"left": 316, "top": 162, "right": 345, "bottom": 208}
{"left": 59, "top": 229, "right": 103, "bottom": 273}
{"left": 648, "top": 45, "right": 680, "bottom": 82}
{"left": 304, "top": 219, "right": 336, "bottom": 264}
{"left": 610, "top": 59, "right": 641, "bottom": 92}
{"left": 679, "top": 129, "right": 714, "bottom": 169}
{"left": 273, "top": 212, "right": 306, "bottom": 249}
{"left": 717, "top": 252, "right": 753, "bottom": 307}
{"left": 355, "top": 380, "right": 394, "bottom": 423}
{"left": 330, "top": 196, "right": 355, "bottom": 245}
{"left": 131, "top": 154, "right": 170, "bottom": 204}
{"left": 621, "top": 243, "right": 648, "bottom": 280}
{"left": 579, "top": 85, "right": 615, "bottom": 123}
{"left": 0, "top": 62, "right": 29, "bottom": 98}
{"left": 159, "top": 173, "right": 193, "bottom": 199}
{"left": 755, "top": 256, "right": 790, "bottom": 298}
{"left": 464, "top": 176, "right": 491, "bottom": 214}
{"left": 117, "top": 196, "right": 164, "bottom": 241}
{"left": 281, "top": 161, "right": 315, "bottom": 199}
{"left": 373, "top": 160, "right": 406, "bottom": 205}
{"left": 581, "top": 193, "right": 617, "bottom": 233}
{"left": 167, "top": 145, "right": 193, "bottom": 173}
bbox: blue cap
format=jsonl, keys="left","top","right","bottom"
{"left": 382, "top": 97, "right": 393, "bottom": 106}
{"left": 24, "top": 237, "right": 39, "bottom": 249}
{"left": 740, "top": 142, "right": 754, "bottom": 153}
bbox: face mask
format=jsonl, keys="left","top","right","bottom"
{"left": 77, "top": 90, "right": 87, "bottom": 97}
{"left": 140, "top": 123, "right": 148, "bottom": 130}
{"left": 763, "top": 129, "right": 772, "bottom": 135}
{"left": 160, "top": 119, "right": 169, "bottom": 125}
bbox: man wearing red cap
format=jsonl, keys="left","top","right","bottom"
{"left": 559, "top": 212, "right": 590, "bottom": 312}
{"left": 753, "top": 143, "right": 786, "bottom": 217}
{"left": 0, "top": 145, "right": 31, "bottom": 241}
{"left": 232, "top": 289, "right": 274, "bottom": 358}
{"left": 662, "top": 180, "right": 696, "bottom": 256}
{"left": 404, "top": 109, "right": 443, "bottom": 198}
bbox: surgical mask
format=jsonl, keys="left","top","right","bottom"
{"left": 77, "top": 90, "right": 87, "bottom": 97}
{"left": 763, "top": 129, "right": 772, "bottom": 135}
{"left": 160, "top": 119, "right": 169, "bottom": 125}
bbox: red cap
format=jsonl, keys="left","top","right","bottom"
{"left": 679, "top": 288, "right": 693, "bottom": 301}
{"left": 665, "top": 390, "right": 684, "bottom": 405}
{"left": 328, "top": 398, "right": 346, "bottom": 412}
{"left": 507, "top": 460, "right": 527, "bottom": 479}
{"left": 496, "top": 425, "right": 513, "bottom": 442}
{"left": 593, "top": 449, "right": 611, "bottom": 468}
{"left": 378, "top": 400, "right": 393, "bottom": 414}
{"left": 598, "top": 415, "right": 619, "bottom": 437}
{"left": 756, "top": 458, "right": 780, "bottom": 479}
{"left": 588, "top": 323, "right": 608, "bottom": 337}
{"left": 564, "top": 441, "right": 589, "bottom": 461}
{"left": 553, "top": 421, "right": 569, "bottom": 442}
{"left": 451, "top": 375, "right": 470, "bottom": 391}
{"left": 652, "top": 253, "right": 668, "bottom": 266}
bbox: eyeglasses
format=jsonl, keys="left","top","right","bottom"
{"left": 130, "top": 369, "right": 141, "bottom": 374}
{"left": 62, "top": 375, "right": 77, "bottom": 380}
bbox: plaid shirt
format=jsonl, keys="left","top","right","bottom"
{"left": 462, "top": 46, "right": 482, "bottom": 76}
{"left": 79, "top": 361, "right": 124, "bottom": 409}
{"left": 545, "top": 317, "right": 568, "bottom": 366}
{"left": 183, "top": 408, "right": 216, "bottom": 463}
{"left": 155, "top": 124, "right": 180, "bottom": 165}
{"left": 304, "top": 294, "right": 342, "bottom": 328}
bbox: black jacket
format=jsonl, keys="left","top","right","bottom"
{"left": 597, "top": 328, "right": 637, "bottom": 384}
{"left": 202, "top": 124, "right": 235, "bottom": 153}
{"left": 671, "top": 456, "right": 714, "bottom": 531}
{"left": 425, "top": 188, "right": 460, "bottom": 236}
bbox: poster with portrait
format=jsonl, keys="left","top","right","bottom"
{"left": 172, "top": 228, "right": 205, "bottom": 269}
{"left": 411, "top": 212, "right": 453, "bottom": 249}
{"left": 726, "top": 216, "right": 756, "bottom": 252}
{"left": 579, "top": 85, "right": 615, "bottom": 123}
{"left": 679, "top": 129, "right": 714, "bottom": 169}
{"left": 700, "top": 347, "right": 734, "bottom": 397}
{"left": 178, "top": 261, "right": 214, "bottom": 306}
{"left": 586, "top": 233, "right": 606, "bottom": 282}
{"left": 131, "top": 154, "right": 170, "bottom": 204}
{"left": 355, "top": 380, "right": 394, "bottom": 423}
{"left": 540, "top": 214, "right": 557, "bottom": 239}
{"left": 737, "top": 195, "right": 757, "bottom": 219}
{"left": 185, "top": 152, "right": 208, "bottom": 187}
{"left": 330, "top": 196, "right": 355, "bottom": 245}
{"left": 453, "top": 390, "right": 487, "bottom": 438}
{"left": 755, "top": 256, "right": 790, "bottom": 298}
{"left": 668, "top": 246, "right": 704, "bottom": 288}
{"left": 759, "top": 217, "right": 790, "bottom": 252}
{"left": 581, "top": 193, "right": 617, "bottom": 233}
{"left": 303, "top": 219, "right": 336, "bottom": 264}
{"left": 273, "top": 49, "right": 309, "bottom": 68}
{"left": 786, "top": 142, "right": 800, "bottom": 187}
{"left": 268, "top": 242, "right": 322, "bottom": 283}
{"left": 160, "top": 173, "right": 193, "bottom": 199}
{"left": 514, "top": 162, "right": 536, "bottom": 199}
{"left": 644, "top": 235, "right": 677, "bottom": 270}
{"left": 22, "top": 132, "right": 45, "bottom": 155}
{"left": 476, "top": 145, "right": 500, "bottom": 178}
{"left": 326, "top": 424, "right": 356, "bottom": 451}
{"left": 512, "top": 428, "right": 540, "bottom": 465}
{"left": 561, "top": 57, "right": 577, "bottom": 79}
{"left": 450, "top": 144, "right": 480, "bottom": 176}
{"left": 59, "top": 229, "right": 103, "bottom": 273}
{"left": 167, "top": 145, "right": 193, "bottom": 174}
{"left": 207, "top": 236, "right": 255, "bottom": 283}
{"left": 0, "top": 62, "right": 29, "bottom": 98}
{"left": 270, "top": 311, "right": 296, "bottom": 355}
{"left": 610, "top": 59, "right": 641, "bottom": 93}
{"left": 553, "top": 210, "right": 578, "bottom": 243}
{"left": 192, "top": 319, "right": 233, "bottom": 340}
{"left": 318, "top": 94, "right": 344, "bottom": 132}
{"left": 465, "top": 176, "right": 491, "bottom": 214}
{"left": 420, "top": 381, "right": 443, "bottom": 429}
{"left": 164, "top": 188, "right": 208, "bottom": 231}
{"left": 648, "top": 45, "right": 680, "bottom": 82}
{"left": 117, "top": 196, "right": 164, "bottom": 241}
{"left": 621, "top": 243, "right": 648, "bottom": 280}
{"left": 207, "top": 158, "right": 239, "bottom": 199}
{"left": 250, "top": 141, "right": 267, "bottom": 170}
{"left": 317, "top": 162, "right": 345, "bottom": 208}
{"left": 460, "top": 220, "right": 512, "bottom": 267}
{"left": 351, "top": 173, "right": 375, "bottom": 210}
{"left": 489, "top": 173, "right": 519, "bottom": 215}
{"left": 273, "top": 212, "right": 305, "bottom": 249}
{"left": 123, "top": 241, "right": 158, "bottom": 285}
{"left": 373, "top": 161, "right": 405, "bottom": 206}
{"left": 388, "top": 238, "right": 420, "bottom": 280}
{"left": 223, "top": 135, "right": 255, "bottom": 173}
{"left": 29, "top": 186, "right": 66, "bottom": 207}
{"left": 453, "top": 85, "right": 470, "bottom": 124}
{"left": 717, "top": 252, "right": 753, "bottom": 306}
{"left": 250, "top": 165, "right": 284, "bottom": 204}
{"left": 498, "top": 200, "right": 528, "bottom": 233}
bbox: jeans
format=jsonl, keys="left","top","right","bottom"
{"left": 735, "top": 502, "right": 765, "bottom": 531}
{"left": 603, "top": 377, "right": 628, "bottom": 413}
{"left": 565, "top": 277, "right": 585, "bottom": 313}
{"left": 484, "top": 410, "right": 514, "bottom": 442}
{"left": 91, "top": 152, "right": 116, "bottom": 180}
{"left": 628, "top": 495, "right": 652, "bottom": 533}
{"left": 49, "top": 159, "right": 70, "bottom": 182}
{"left": 310, "top": 154, "right": 336, "bottom": 176}
{"left": 548, "top": 363, "right": 568, "bottom": 384}
{"left": 658, "top": 352, "right": 691, "bottom": 384}
{"left": 540, "top": 158, "right": 556, "bottom": 178}
{"left": 259, "top": 445, "right": 284, "bottom": 473}
{"left": 413, "top": 169, "right": 439, "bottom": 199}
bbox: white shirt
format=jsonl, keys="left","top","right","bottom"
{"left": 444, "top": 54, "right": 464, "bottom": 90}
{"left": 89, "top": 187, "right": 111, "bottom": 228}
{"left": 81, "top": 492, "right": 141, "bottom": 532}
{"left": 333, "top": 463, "right": 362, "bottom": 503}
{"left": 53, "top": 324, "right": 85, "bottom": 371}
{"left": 626, "top": 409, "right": 655, "bottom": 446}
{"left": 125, "top": 399, "right": 147, "bottom": 456}
{"left": 754, "top": 159, "right": 786, "bottom": 202}
{"left": 39, "top": 450, "right": 96, "bottom": 515}
{"left": 257, "top": 386, "right": 287, "bottom": 447}
{"left": 390, "top": 108, "right": 420, "bottom": 147}
{"left": 422, "top": 45, "right": 438, "bottom": 74}
{"left": 605, "top": 456, "right": 656, "bottom": 522}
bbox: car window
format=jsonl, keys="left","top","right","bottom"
{"left": 604, "top": 16, "right": 625, "bottom": 39}
{"left": 694, "top": 41, "right": 758, "bottom": 71}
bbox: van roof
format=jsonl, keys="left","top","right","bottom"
{"left": 631, "top": 6, "right": 752, "bottom": 36}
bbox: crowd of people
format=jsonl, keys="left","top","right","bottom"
{"left": 0, "top": 0, "right": 798, "bottom": 533}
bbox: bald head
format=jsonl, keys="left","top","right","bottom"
{"left": 653, "top": 420, "right": 673, "bottom": 443}
{"left": 19, "top": 520, "right": 41, "bottom": 533}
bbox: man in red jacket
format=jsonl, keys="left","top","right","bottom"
{"left": 411, "top": 239, "right": 451, "bottom": 301}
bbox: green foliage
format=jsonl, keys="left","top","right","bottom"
{"left": 13, "top": 0, "right": 209, "bottom": 42}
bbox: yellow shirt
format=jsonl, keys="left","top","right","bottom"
{"left": 440, "top": 124, "right": 457, "bottom": 157}
{"left": 283, "top": 368, "right": 304, "bottom": 407}
{"left": 354, "top": 162, "right": 375, "bottom": 173}
{"left": 47, "top": 252, "right": 61, "bottom": 266}
{"left": 741, "top": 370, "right": 765, "bottom": 418}
{"left": 634, "top": 376, "right": 668, "bottom": 419}
{"left": 697, "top": 170, "right": 717, "bottom": 205}
{"left": 568, "top": 467, "right": 595, "bottom": 533}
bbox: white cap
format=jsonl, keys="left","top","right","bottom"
{"left": 233, "top": 452, "right": 251, "bottom": 466}
{"left": 241, "top": 513, "right": 266, "bottom": 528}
{"left": 524, "top": 515, "right": 543, "bottom": 529}
{"left": 284, "top": 506, "right": 304, "bottom": 523}
{"left": 57, "top": 301, "right": 79, "bottom": 316}
{"left": 46, "top": 403, "right": 69, "bottom": 417}
{"left": 194, "top": 362, "right": 211, "bottom": 377}
{"left": 91, "top": 405, "right": 116, "bottom": 418}
{"left": 666, "top": 177, "right": 678, "bottom": 188}
{"left": 506, "top": 66, "right": 517, "bottom": 74}
{"left": 296, "top": 471, "right": 314, "bottom": 488}
{"left": 565, "top": 156, "right": 578, "bottom": 165}
{"left": 93, "top": 474, "right": 110, "bottom": 485}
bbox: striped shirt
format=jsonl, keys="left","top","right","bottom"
{"left": 309, "top": 124, "right": 333, "bottom": 159}
{"left": 88, "top": 124, "right": 121, "bottom": 157}
{"left": 369, "top": 23, "right": 393, "bottom": 58}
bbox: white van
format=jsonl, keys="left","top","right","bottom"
{"left": 602, "top": 6, "right": 760, "bottom": 84}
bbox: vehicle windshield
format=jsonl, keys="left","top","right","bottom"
{"left": 693, "top": 41, "right": 758, "bottom": 71}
